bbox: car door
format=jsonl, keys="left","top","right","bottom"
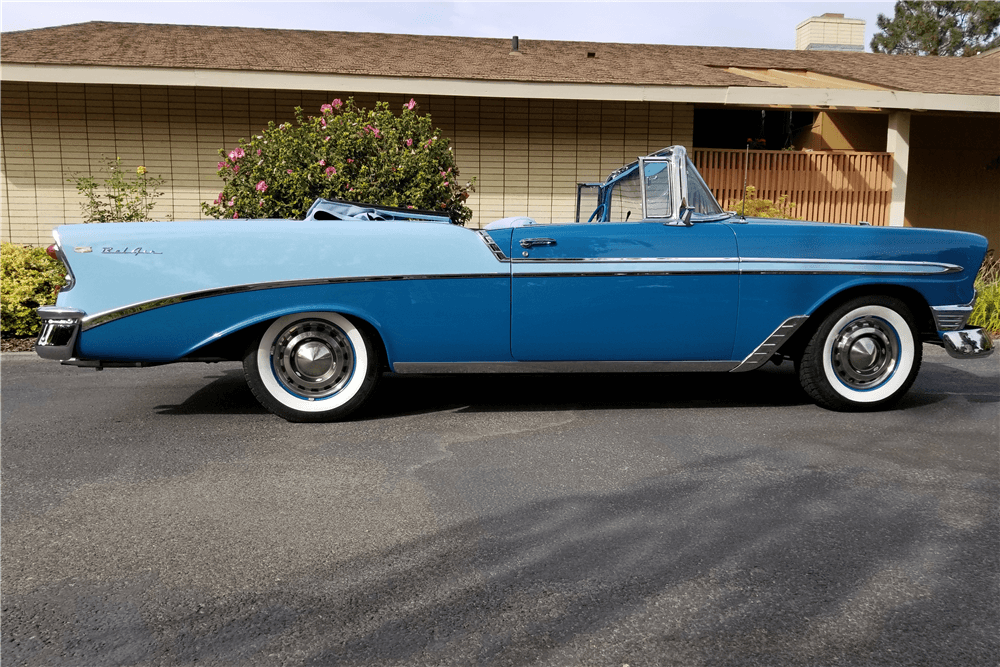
{"left": 510, "top": 221, "right": 739, "bottom": 361}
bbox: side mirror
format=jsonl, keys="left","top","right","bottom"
{"left": 679, "top": 197, "right": 694, "bottom": 226}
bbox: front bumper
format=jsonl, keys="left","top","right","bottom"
{"left": 35, "top": 306, "right": 85, "bottom": 360}
{"left": 941, "top": 328, "right": 994, "bottom": 359}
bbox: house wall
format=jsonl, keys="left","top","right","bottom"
{"left": 793, "top": 110, "right": 998, "bottom": 251}
{"left": 793, "top": 112, "right": 888, "bottom": 152}
{"left": 1, "top": 81, "right": 693, "bottom": 245}
{"left": 906, "top": 114, "right": 999, "bottom": 252}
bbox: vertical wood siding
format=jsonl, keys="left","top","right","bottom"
{"left": 1, "top": 81, "right": 694, "bottom": 244}
{"left": 692, "top": 148, "right": 894, "bottom": 226}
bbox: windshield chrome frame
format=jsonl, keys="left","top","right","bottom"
{"left": 638, "top": 154, "right": 681, "bottom": 223}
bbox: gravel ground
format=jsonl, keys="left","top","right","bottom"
{"left": 1, "top": 336, "right": 35, "bottom": 353}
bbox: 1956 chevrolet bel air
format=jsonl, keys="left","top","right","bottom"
{"left": 36, "top": 146, "right": 993, "bottom": 421}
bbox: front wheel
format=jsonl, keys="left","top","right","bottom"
{"left": 798, "top": 296, "right": 922, "bottom": 411}
{"left": 243, "top": 312, "right": 379, "bottom": 422}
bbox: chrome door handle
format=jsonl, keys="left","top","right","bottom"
{"left": 519, "top": 238, "right": 557, "bottom": 248}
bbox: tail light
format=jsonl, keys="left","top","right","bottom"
{"left": 45, "top": 240, "right": 75, "bottom": 293}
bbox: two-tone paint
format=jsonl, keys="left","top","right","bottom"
{"left": 40, "top": 211, "right": 986, "bottom": 371}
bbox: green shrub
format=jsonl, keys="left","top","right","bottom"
{"left": 970, "top": 253, "right": 1000, "bottom": 334}
{"left": 1, "top": 243, "right": 66, "bottom": 337}
{"left": 724, "top": 185, "right": 797, "bottom": 219}
{"left": 202, "top": 97, "right": 475, "bottom": 225}
{"left": 70, "top": 156, "right": 166, "bottom": 223}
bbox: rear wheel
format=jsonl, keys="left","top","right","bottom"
{"left": 243, "top": 312, "right": 379, "bottom": 422}
{"left": 798, "top": 296, "right": 921, "bottom": 411}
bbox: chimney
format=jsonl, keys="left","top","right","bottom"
{"left": 795, "top": 13, "right": 865, "bottom": 51}
{"left": 510, "top": 35, "right": 520, "bottom": 55}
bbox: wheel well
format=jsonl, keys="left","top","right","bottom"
{"left": 780, "top": 285, "right": 934, "bottom": 361}
{"left": 181, "top": 312, "right": 391, "bottom": 369}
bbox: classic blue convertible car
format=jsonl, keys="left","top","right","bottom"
{"left": 37, "top": 147, "right": 992, "bottom": 421}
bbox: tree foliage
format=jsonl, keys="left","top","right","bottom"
{"left": 203, "top": 98, "right": 475, "bottom": 225}
{"left": 870, "top": 1, "right": 1000, "bottom": 56}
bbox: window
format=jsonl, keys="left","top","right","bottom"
{"left": 685, "top": 158, "right": 723, "bottom": 216}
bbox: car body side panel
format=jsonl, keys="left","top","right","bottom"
{"left": 75, "top": 278, "right": 513, "bottom": 365}
{"left": 728, "top": 220, "right": 988, "bottom": 359}
{"left": 52, "top": 218, "right": 506, "bottom": 318}
{"left": 510, "top": 221, "right": 739, "bottom": 361}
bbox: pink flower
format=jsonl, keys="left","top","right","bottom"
{"left": 287, "top": 169, "right": 294, "bottom": 174}
{"left": 325, "top": 166, "right": 336, "bottom": 176}
{"left": 321, "top": 103, "right": 333, "bottom": 113}
{"left": 232, "top": 165, "right": 239, "bottom": 174}
{"left": 319, "top": 159, "right": 325, "bottom": 166}
{"left": 441, "top": 171, "right": 447, "bottom": 177}
{"left": 233, "top": 212, "right": 239, "bottom": 219}
{"left": 256, "top": 180, "right": 268, "bottom": 193}
{"left": 405, "top": 98, "right": 416, "bottom": 111}
{"left": 226, "top": 198, "right": 235, "bottom": 207}
{"left": 256, "top": 149, "right": 262, "bottom": 156}
{"left": 228, "top": 147, "right": 245, "bottom": 161}
{"left": 405, "top": 138, "right": 413, "bottom": 147}
{"left": 259, "top": 200, "right": 264, "bottom": 207}
{"left": 332, "top": 98, "right": 342, "bottom": 109}
{"left": 324, "top": 136, "right": 331, "bottom": 142}
{"left": 407, "top": 205, "right": 415, "bottom": 209}
{"left": 444, "top": 181, "right": 449, "bottom": 186}
{"left": 347, "top": 158, "right": 354, "bottom": 163}
{"left": 320, "top": 118, "right": 327, "bottom": 128}
{"left": 364, "top": 125, "right": 381, "bottom": 138}
{"left": 214, "top": 192, "right": 224, "bottom": 204}
{"left": 217, "top": 161, "right": 226, "bottom": 170}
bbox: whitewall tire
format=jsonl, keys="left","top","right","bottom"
{"left": 243, "top": 312, "right": 379, "bottom": 422}
{"left": 799, "top": 296, "right": 921, "bottom": 411}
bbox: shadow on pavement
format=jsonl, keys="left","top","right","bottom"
{"left": 152, "top": 356, "right": 1000, "bottom": 420}
{"left": 5, "top": 452, "right": 996, "bottom": 665}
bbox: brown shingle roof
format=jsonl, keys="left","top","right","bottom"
{"left": 2, "top": 21, "right": 998, "bottom": 96}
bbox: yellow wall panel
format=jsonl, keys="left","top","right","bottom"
{"left": 2, "top": 82, "right": 695, "bottom": 240}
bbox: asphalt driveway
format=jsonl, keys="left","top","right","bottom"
{"left": 2, "top": 346, "right": 997, "bottom": 666}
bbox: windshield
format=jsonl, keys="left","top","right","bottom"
{"left": 607, "top": 168, "right": 643, "bottom": 222}
{"left": 685, "top": 158, "right": 724, "bottom": 216}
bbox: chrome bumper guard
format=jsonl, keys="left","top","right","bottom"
{"left": 35, "top": 306, "right": 85, "bottom": 360}
{"left": 941, "top": 328, "right": 994, "bottom": 360}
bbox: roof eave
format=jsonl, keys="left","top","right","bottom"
{"left": 2, "top": 63, "right": 997, "bottom": 113}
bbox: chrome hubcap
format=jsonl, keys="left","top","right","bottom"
{"left": 832, "top": 317, "right": 898, "bottom": 389}
{"left": 271, "top": 320, "right": 353, "bottom": 399}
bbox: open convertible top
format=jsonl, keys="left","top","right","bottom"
{"left": 305, "top": 198, "right": 455, "bottom": 224}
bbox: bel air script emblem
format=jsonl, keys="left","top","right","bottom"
{"left": 102, "top": 247, "right": 162, "bottom": 255}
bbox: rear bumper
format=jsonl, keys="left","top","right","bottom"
{"left": 941, "top": 328, "right": 994, "bottom": 360}
{"left": 35, "top": 306, "right": 85, "bottom": 361}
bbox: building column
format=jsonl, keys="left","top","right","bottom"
{"left": 886, "top": 112, "right": 911, "bottom": 228}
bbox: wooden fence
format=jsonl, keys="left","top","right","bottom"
{"left": 691, "top": 149, "right": 894, "bottom": 226}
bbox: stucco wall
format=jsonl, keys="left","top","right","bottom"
{"left": 1, "top": 81, "right": 693, "bottom": 244}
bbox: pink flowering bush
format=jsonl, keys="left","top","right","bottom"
{"left": 202, "top": 98, "right": 475, "bottom": 224}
